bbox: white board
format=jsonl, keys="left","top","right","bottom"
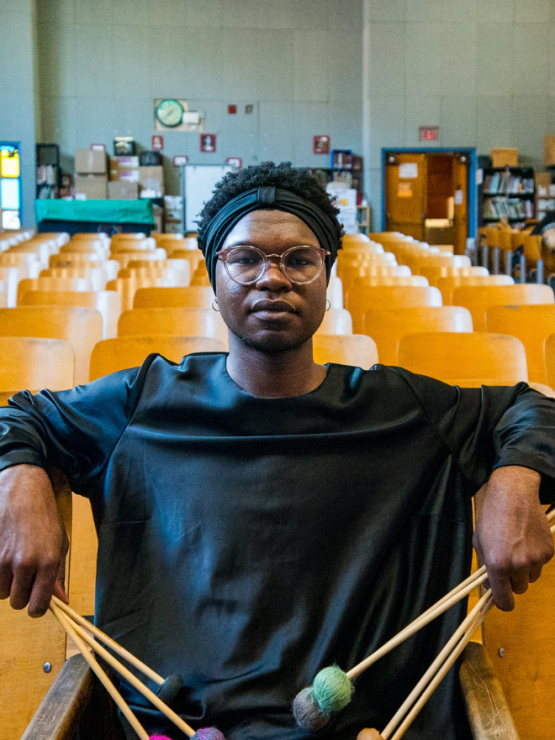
{"left": 184, "top": 165, "right": 233, "bottom": 232}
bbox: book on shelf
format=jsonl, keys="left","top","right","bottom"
{"left": 483, "top": 197, "right": 534, "bottom": 220}
{"left": 484, "top": 171, "right": 534, "bottom": 195}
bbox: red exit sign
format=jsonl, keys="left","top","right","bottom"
{"left": 419, "top": 126, "right": 439, "bottom": 142}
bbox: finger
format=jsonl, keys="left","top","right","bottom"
{"left": 529, "top": 562, "right": 544, "bottom": 583}
{"left": 0, "top": 565, "right": 13, "bottom": 601}
{"left": 510, "top": 568, "right": 530, "bottom": 595}
{"left": 487, "top": 570, "right": 515, "bottom": 611}
{"left": 10, "top": 561, "right": 36, "bottom": 611}
{"left": 27, "top": 560, "right": 59, "bottom": 618}
{"left": 54, "top": 554, "right": 68, "bottom": 605}
{"left": 53, "top": 579, "right": 68, "bottom": 604}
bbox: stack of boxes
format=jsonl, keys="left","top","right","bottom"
{"left": 74, "top": 149, "right": 108, "bottom": 200}
{"left": 73, "top": 147, "right": 166, "bottom": 202}
{"left": 109, "top": 156, "right": 140, "bottom": 199}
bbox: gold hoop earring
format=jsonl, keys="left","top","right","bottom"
{"left": 212, "top": 299, "right": 220, "bottom": 312}
{"left": 325, "top": 299, "right": 331, "bottom": 312}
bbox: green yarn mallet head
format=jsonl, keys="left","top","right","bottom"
{"left": 292, "top": 665, "right": 353, "bottom": 733}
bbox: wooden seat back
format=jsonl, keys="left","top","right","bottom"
{"left": 0, "top": 306, "right": 102, "bottom": 385}
{"left": 486, "top": 305, "right": 555, "bottom": 385}
{"left": 346, "top": 285, "right": 441, "bottom": 333}
{"left": 452, "top": 284, "right": 554, "bottom": 331}
{"left": 316, "top": 308, "right": 353, "bottom": 336}
{"left": 117, "top": 307, "right": 228, "bottom": 348}
{"left": 313, "top": 334, "right": 378, "bottom": 369}
{"left": 133, "top": 285, "right": 214, "bottom": 309}
{"left": 365, "top": 306, "right": 473, "bottom": 365}
{"left": 438, "top": 275, "right": 514, "bottom": 305}
{"left": 19, "top": 290, "right": 122, "bottom": 340}
{"left": 90, "top": 336, "right": 225, "bottom": 380}
{"left": 398, "top": 332, "right": 528, "bottom": 384}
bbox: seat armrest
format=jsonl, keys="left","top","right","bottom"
{"left": 460, "top": 642, "right": 520, "bottom": 740}
{"left": 21, "top": 654, "right": 93, "bottom": 740}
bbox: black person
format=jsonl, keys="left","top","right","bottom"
{"left": 0, "top": 162, "right": 554, "bottom": 740}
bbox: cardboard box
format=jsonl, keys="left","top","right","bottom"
{"left": 74, "top": 174, "right": 107, "bottom": 200}
{"left": 490, "top": 148, "right": 518, "bottom": 168}
{"left": 139, "top": 165, "right": 164, "bottom": 198}
{"left": 107, "top": 180, "right": 139, "bottom": 200}
{"left": 110, "top": 156, "right": 140, "bottom": 182}
{"left": 75, "top": 149, "right": 107, "bottom": 174}
{"left": 545, "top": 135, "right": 555, "bottom": 167}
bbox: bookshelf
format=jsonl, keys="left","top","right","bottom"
{"left": 480, "top": 166, "right": 535, "bottom": 228}
{"left": 36, "top": 143, "right": 60, "bottom": 199}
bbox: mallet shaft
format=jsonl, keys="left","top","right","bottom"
{"left": 50, "top": 604, "right": 149, "bottom": 740}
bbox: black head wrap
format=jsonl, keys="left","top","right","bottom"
{"left": 197, "top": 186, "right": 340, "bottom": 288}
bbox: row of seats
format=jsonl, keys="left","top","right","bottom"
{"left": 1, "top": 228, "right": 554, "bottom": 740}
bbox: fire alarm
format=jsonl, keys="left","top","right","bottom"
{"left": 228, "top": 105, "right": 237, "bottom": 114}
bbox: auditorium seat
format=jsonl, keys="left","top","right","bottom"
{"left": 17, "top": 276, "right": 94, "bottom": 305}
{"left": 316, "top": 308, "right": 353, "bottom": 335}
{"left": 90, "top": 336, "right": 225, "bottom": 380}
{"left": 420, "top": 265, "right": 488, "bottom": 287}
{"left": 109, "top": 249, "right": 167, "bottom": 269}
{"left": 398, "top": 332, "right": 528, "bottom": 385}
{"left": 346, "top": 285, "right": 441, "bottom": 333}
{"left": 438, "top": 275, "right": 514, "bottom": 305}
{"left": 365, "top": 306, "right": 473, "bottom": 365}
{"left": 452, "top": 284, "right": 554, "bottom": 331}
{"left": 0, "top": 336, "right": 73, "bottom": 399}
{"left": 486, "top": 305, "right": 555, "bottom": 385}
{"left": 313, "top": 334, "right": 378, "bottom": 369}
{"left": 168, "top": 249, "right": 205, "bottom": 273}
{"left": 352, "top": 275, "right": 429, "bottom": 288}
{"left": 117, "top": 307, "right": 228, "bottom": 349}
{"left": 0, "top": 306, "right": 102, "bottom": 385}
{"left": 133, "top": 285, "right": 214, "bottom": 309}
{"left": 107, "top": 275, "right": 168, "bottom": 311}
{"left": 20, "top": 290, "right": 122, "bottom": 340}
{"left": 40, "top": 266, "right": 108, "bottom": 291}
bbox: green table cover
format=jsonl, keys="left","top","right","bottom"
{"left": 35, "top": 199, "right": 155, "bottom": 225}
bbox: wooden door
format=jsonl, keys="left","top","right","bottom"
{"left": 452, "top": 154, "right": 469, "bottom": 255}
{"left": 385, "top": 153, "right": 427, "bottom": 240}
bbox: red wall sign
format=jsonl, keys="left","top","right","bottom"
{"left": 313, "top": 135, "right": 330, "bottom": 154}
{"left": 151, "top": 135, "right": 164, "bottom": 151}
{"left": 200, "top": 134, "right": 216, "bottom": 153}
{"left": 419, "top": 127, "right": 439, "bottom": 142}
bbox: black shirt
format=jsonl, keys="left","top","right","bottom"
{"left": 1, "top": 353, "right": 555, "bottom": 740}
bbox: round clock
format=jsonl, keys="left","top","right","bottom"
{"left": 156, "top": 100, "right": 184, "bottom": 128}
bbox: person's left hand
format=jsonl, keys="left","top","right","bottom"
{"left": 473, "top": 466, "right": 554, "bottom": 611}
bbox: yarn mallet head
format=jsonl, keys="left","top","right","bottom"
{"left": 150, "top": 730, "right": 225, "bottom": 740}
{"left": 292, "top": 665, "right": 353, "bottom": 733}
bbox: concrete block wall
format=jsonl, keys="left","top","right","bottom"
{"left": 363, "top": 0, "right": 555, "bottom": 229}
{"left": 36, "top": 0, "right": 362, "bottom": 197}
{"left": 0, "top": 0, "right": 38, "bottom": 227}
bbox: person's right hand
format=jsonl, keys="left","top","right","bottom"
{"left": 0, "top": 464, "right": 68, "bottom": 617}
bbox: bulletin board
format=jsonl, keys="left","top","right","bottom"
{"left": 184, "top": 165, "right": 232, "bottom": 232}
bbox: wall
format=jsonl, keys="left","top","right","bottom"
{"left": 0, "top": 0, "right": 38, "bottom": 227}
{"left": 363, "top": 0, "right": 555, "bottom": 230}
{"left": 37, "top": 0, "right": 362, "bottom": 196}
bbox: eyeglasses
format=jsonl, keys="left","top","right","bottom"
{"left": 217, "top": 245, "right": 329, "bottom": 285}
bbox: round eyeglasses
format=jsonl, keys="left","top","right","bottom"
{"left": 217, "top": 245, "right": 329, "bottom": 285}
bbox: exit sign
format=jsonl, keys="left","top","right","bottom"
{"left": 419, "top": 126, "right": 439, "bottom": 142}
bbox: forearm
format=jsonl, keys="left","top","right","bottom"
{"left": 0, "top": 465, "right": 68, "bottom": 616}
{"left": 474, "top": 466, "right": 554, "bottom": 611}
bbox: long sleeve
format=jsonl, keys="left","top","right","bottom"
{"left": 391, "top": 368, "right": 555, "bottom": 503}
{"left": 0, "top": 355, "right": 157, "bottom": 495}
